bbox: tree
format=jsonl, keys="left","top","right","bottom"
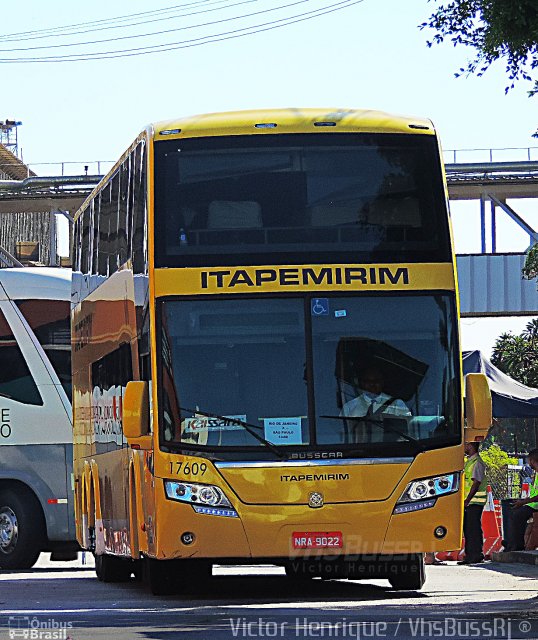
{"left": 491, "top": 319, "right": 538, "bottom": 387}
{"left": 480, "top": 443, "right": 520, "bottom": 497}
{"left": 421, "top": 1, "right": 538, "bottom": 134}
{"left": 522, "top": 243, "right": 538, "bottom": 280}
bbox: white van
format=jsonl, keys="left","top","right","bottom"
{"left": 0, "top": 267, "right": 77, "bottom": 569}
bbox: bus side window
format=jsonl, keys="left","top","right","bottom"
{"left": 74, "top": 215, "right": 82, "bottom": 272}
{"left": 80, "top": 209, "right": 90, "bottom": 275}
{"left": 91, "top": 343, "right": 134, "bottom": 445}
{"left": 91, "top": 197, "right": 99, "bottom": 275}
{"left": 108, "top": 173, "right": 120, "bottom": 276}
{"left": 0, "top": 308, "right": 42, "bottom": 406}
{"left": 118, "top": 160, "right": 130, "bottom": 268}
{"left": 99, "top": 182, "right": 113, "bottom": 276}
{"left": 132, "top": 141, "right": 147, "bottom": 275}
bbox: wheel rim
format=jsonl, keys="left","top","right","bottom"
{"left": 0, "top": 506, "right": 18, "bottom": 554}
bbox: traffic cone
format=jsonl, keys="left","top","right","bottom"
{"left": 482, "top": 485, "right": 502, "bottom": 558}
{"left": 493, "top": 498, "right": 503, "bottom": 532}
{"left": 436, "top": 549, "right": 460, "bottom": 561}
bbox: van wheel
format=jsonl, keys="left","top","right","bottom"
{"left": 94, "top": 553, "right": 133, "bottom": 582}
{"left": 388, "top": 554, "right": 426, "bottom": 590}
{"left": 0, "top": 489, "right": 43, "bottom": 570}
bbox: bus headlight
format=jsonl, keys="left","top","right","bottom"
{"left": 164, "top": 480, "right": 233, "bottom": 507}
{"left": 393, "top": 472, "right": 460, "bottom": 514}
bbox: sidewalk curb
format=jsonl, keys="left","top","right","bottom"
{"left": 491, "top": 550, "right": 538, "bottom": 565}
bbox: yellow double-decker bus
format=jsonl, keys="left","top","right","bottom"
{"left": 72, "top": 108, "right": 491, "bottom": 595}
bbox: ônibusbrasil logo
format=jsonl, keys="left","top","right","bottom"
{"left": 8, "top": 616, "right": 73, "bottom": 640}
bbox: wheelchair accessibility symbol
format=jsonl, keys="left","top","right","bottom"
{"left": 311, "top": 298, "right": 329, "bottom": 316}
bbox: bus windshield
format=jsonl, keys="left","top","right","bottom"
{"left": 154, "top": 133, "right": 450, "bottom": 267}
{"left": 158, "top": 294, "right": 460, "bottom": 457}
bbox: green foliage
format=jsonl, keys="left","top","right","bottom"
{"left": 491, "top": 319, "right": 538, "bottom": 387}
{"left": 522, "top": 243, "right": 538, "bottom": 280}
{"left": 420, "top": 1, "right": 538, "bottom": 136}
{"left": 480, "top": 443, "right": 518, "bottom": 469}
{"left": 481, "top": 442, "right": 521, "bottom": 498}
{"left": 491, "top": 244, "right": 538, "bottom": 387}
{"left": 488, "top": 418, "right": 537, "bottom": 455}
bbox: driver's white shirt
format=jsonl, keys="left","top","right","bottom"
{"left": 341, "top": 392, "right": 411, "bottom": 418}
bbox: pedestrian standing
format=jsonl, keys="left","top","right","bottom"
{"left": 505, "top": 448, "right": 538, "bottom": 551}
{"left": 459, "top": 440, "right": 487, "bottom": 565}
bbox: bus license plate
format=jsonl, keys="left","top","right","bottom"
{"left": 292, "top": 531, "right": 343, "bottom": 549}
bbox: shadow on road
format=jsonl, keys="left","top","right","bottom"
{"left": 0, "top": 566, "right": 92, "bottom": 575}
{"left": 1, "top": 570, "right": 537, "bottom": 640}
{"left": 0, "top": 572, "right": 424, "bottom": 603}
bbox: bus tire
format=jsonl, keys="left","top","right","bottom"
{"left": 131, "top": 559, "right": 143, "bottom": 582}
{"left": 145, "top": 558, "right": 180, "bottom": 595}
{"left": 388, "top": 554, "right": 426, "bottom": 591}
{"left": 145, "top": 558, "right": 211, "bottom": 595}
{"left": 0, "top": 488, "right": 43, "bottom": 570}
{"left": 284, "top": 562, "right": 314, "bottom": 580}
{"left": 94, "top": 553, "right": 132, "bottom": 582}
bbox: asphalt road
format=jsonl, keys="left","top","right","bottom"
{"left": 0, "top": 555, "right": 537, "bottom": 640}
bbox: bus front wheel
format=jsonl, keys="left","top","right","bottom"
{"left": 94, "top": 553, "right": 133, "bottom": 582}
{"left": 145, "top": 558, "right": 212, "bottom": 596}
{"left": 0, "top": 488, "right": 43, "bottom": 570}
{"left": 388, "top": 554, "right": 426, "bottom": 591}
{"left": 284, "top": 562, "right": 314, "bottom": 580}
{"left": 145, "top": 558, "right": 179, "bottom": 595}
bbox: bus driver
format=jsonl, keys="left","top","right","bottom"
{"left": 341, "top": 366, "right": 411, "bottom": 442}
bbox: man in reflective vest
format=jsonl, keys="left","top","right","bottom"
{"left": 505, "top": 448, "right": 538, "bottom": 551}
{"left": 459, "top": 440, "right": 487, "bottom": 564}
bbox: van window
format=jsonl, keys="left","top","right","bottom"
{"left": 16, "top": 300, "right": 71, "bottom": 399}
{"left": 0, "top": 308, "right": 42, "bottom": 405}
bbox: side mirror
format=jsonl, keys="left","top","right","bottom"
{"left": 123, "top": 381, "right": 150, "bottom": 447}
{"left": 464, "top": 373, "right": 492, "bottom": 441}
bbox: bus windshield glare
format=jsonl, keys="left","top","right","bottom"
{"left": 154, "top": 134, "right": 450, "bottom": 267}
{"left": 158, "top": 294, "right": 459, "bottom": 456}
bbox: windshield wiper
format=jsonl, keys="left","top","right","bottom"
{"left": 321, "top": 414, "right": 425, "bottom": 453}
{"left": 178, "top": 406, "right": 287, "bottom": 459}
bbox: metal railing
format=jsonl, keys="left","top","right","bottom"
{"left": 486, "top": 466, "right": 525, "bottom": 500}
{"left": 443, "top": 147, "right": 538, "bottom": 164}
{"left": 0, "top": 160, "right": 115, "bottom": 178}
{"left": 2, "top": 148, "right": 538, "bottom": 178}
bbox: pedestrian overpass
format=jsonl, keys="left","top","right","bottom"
{"left": 456, "top": 253, "right": 536, "bottom": 317}
{"left": 1, "top": 152, "right": 537, "bottom": 317}
{"left": 446, "top": 155, "right": 538, "bottom": 317}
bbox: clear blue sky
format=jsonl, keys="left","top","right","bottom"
{"left": 2, "top": 0, "right": 537, "bottom": 354}
{"left": 4, "top": 0, "right": 538, "bottom": 161}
